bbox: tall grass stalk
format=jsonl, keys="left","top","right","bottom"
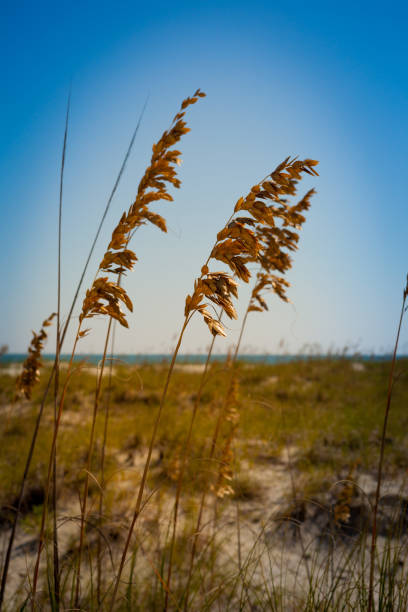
{"left": 51, "top": 87, "right": 70, "bottom": 610}
{"left": 164, "top": 332, "right": 218, "bottom": 608}
{"left": 31, "top": 90, "right": 154, "bottom": 596}
{"left": 72, "top": 90, "right": 204, "bottom": 605}
{"left": 368, "top": 275, "right": 408, "bottom": 612}
{"left": 60, "top": 98, "right": 147, "bottom": 347}
{"left": 31, "top": 334, "right": 80, "bottom": 608}
{"left": 74, "top": 317, "right": 113, "bottom": 607}
{"left": 96, "top": 318, "right": 117, "bottom": 604}
{"left": 108, "top": 316, "right": 191, "bottom": 610}
{"left": 184, "top": 307, "right": 249, "bottom": 610}
{"left": 0, "top": 90, "right": 70, "bottom": 609}
{"left": 183, "top": 172, "right": 317, "bottom": 607}
{"left": 76, "top": 226, "right": 140, "bottom": 604}
{"left": 110, "top": 164, "right": 301, "bottom": 608}
{"left": 110, "top": 192, "right": 260, "bottom": 607}
{"left": 0, "top": 102, "right": 145, "bottom": 610}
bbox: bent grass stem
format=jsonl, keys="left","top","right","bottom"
{"left": 367, "top": 276, "right": 408, "bottom": 612}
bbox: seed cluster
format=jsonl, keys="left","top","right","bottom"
{"left": 252, "top": 186, "right": 316, "bottom": 308}
{"left": 211, "top": 162, "right": 317, "bottom": 498}
{"left": 15, "top": 313, "right": 56, "bottom": 400}
{"left": 185, "top": 158, "right": 318, "bottom": 337}
{"left": 79, "top": 90, "right": 206, "bottom": 330}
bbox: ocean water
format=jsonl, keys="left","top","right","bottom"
{"left": 0, "top": 353, "right": 398, "bottom": 365}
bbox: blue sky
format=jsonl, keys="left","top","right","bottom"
{"left": 1, "top": 0, "right": 408, "bottom": 355}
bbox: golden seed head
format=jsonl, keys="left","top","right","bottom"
{"left": 15, "top": 312, "right": 56, "bottom": 400}
{"left": 80, "top": 90, "right": 205, "bottom": 330}
{"left": 188, "top": 156, "right": 318, "bottom": 337}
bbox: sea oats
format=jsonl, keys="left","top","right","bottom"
{"left": 73, "top": 90, "right": 206, "bottom": 606}
{"left": 185, "top": 158, "right": 318, "bottom": 337}
{"left": 32, "top": 91, "right": 206, "bottom": 606}
{"left": 183, "top": 158, "right": 319, "bottom": 608}
{"left": 80, "top": 89, "right": 206, "bottom": 331}
{"left": 112, "top": 153, "right": 319, "bottom": 612}
{"left": 15, "top": 312, "right": 56, "bottom": 400}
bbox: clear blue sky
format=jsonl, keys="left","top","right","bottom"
{"left": 1, "top": 0, "right": 408, "bottom": 355}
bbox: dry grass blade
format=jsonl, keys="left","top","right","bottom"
{"left": 52, "top": 88, "right": 71, "bottom": 609}
{"left": 368, "top": 275, "right": 408, "bottom": 612}
{"left": 60, "top": 97, "right": 148, "bottom": 346}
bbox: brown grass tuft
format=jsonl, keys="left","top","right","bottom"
{"left": 15, "top": 312, "right": 56, "bottom": 400}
